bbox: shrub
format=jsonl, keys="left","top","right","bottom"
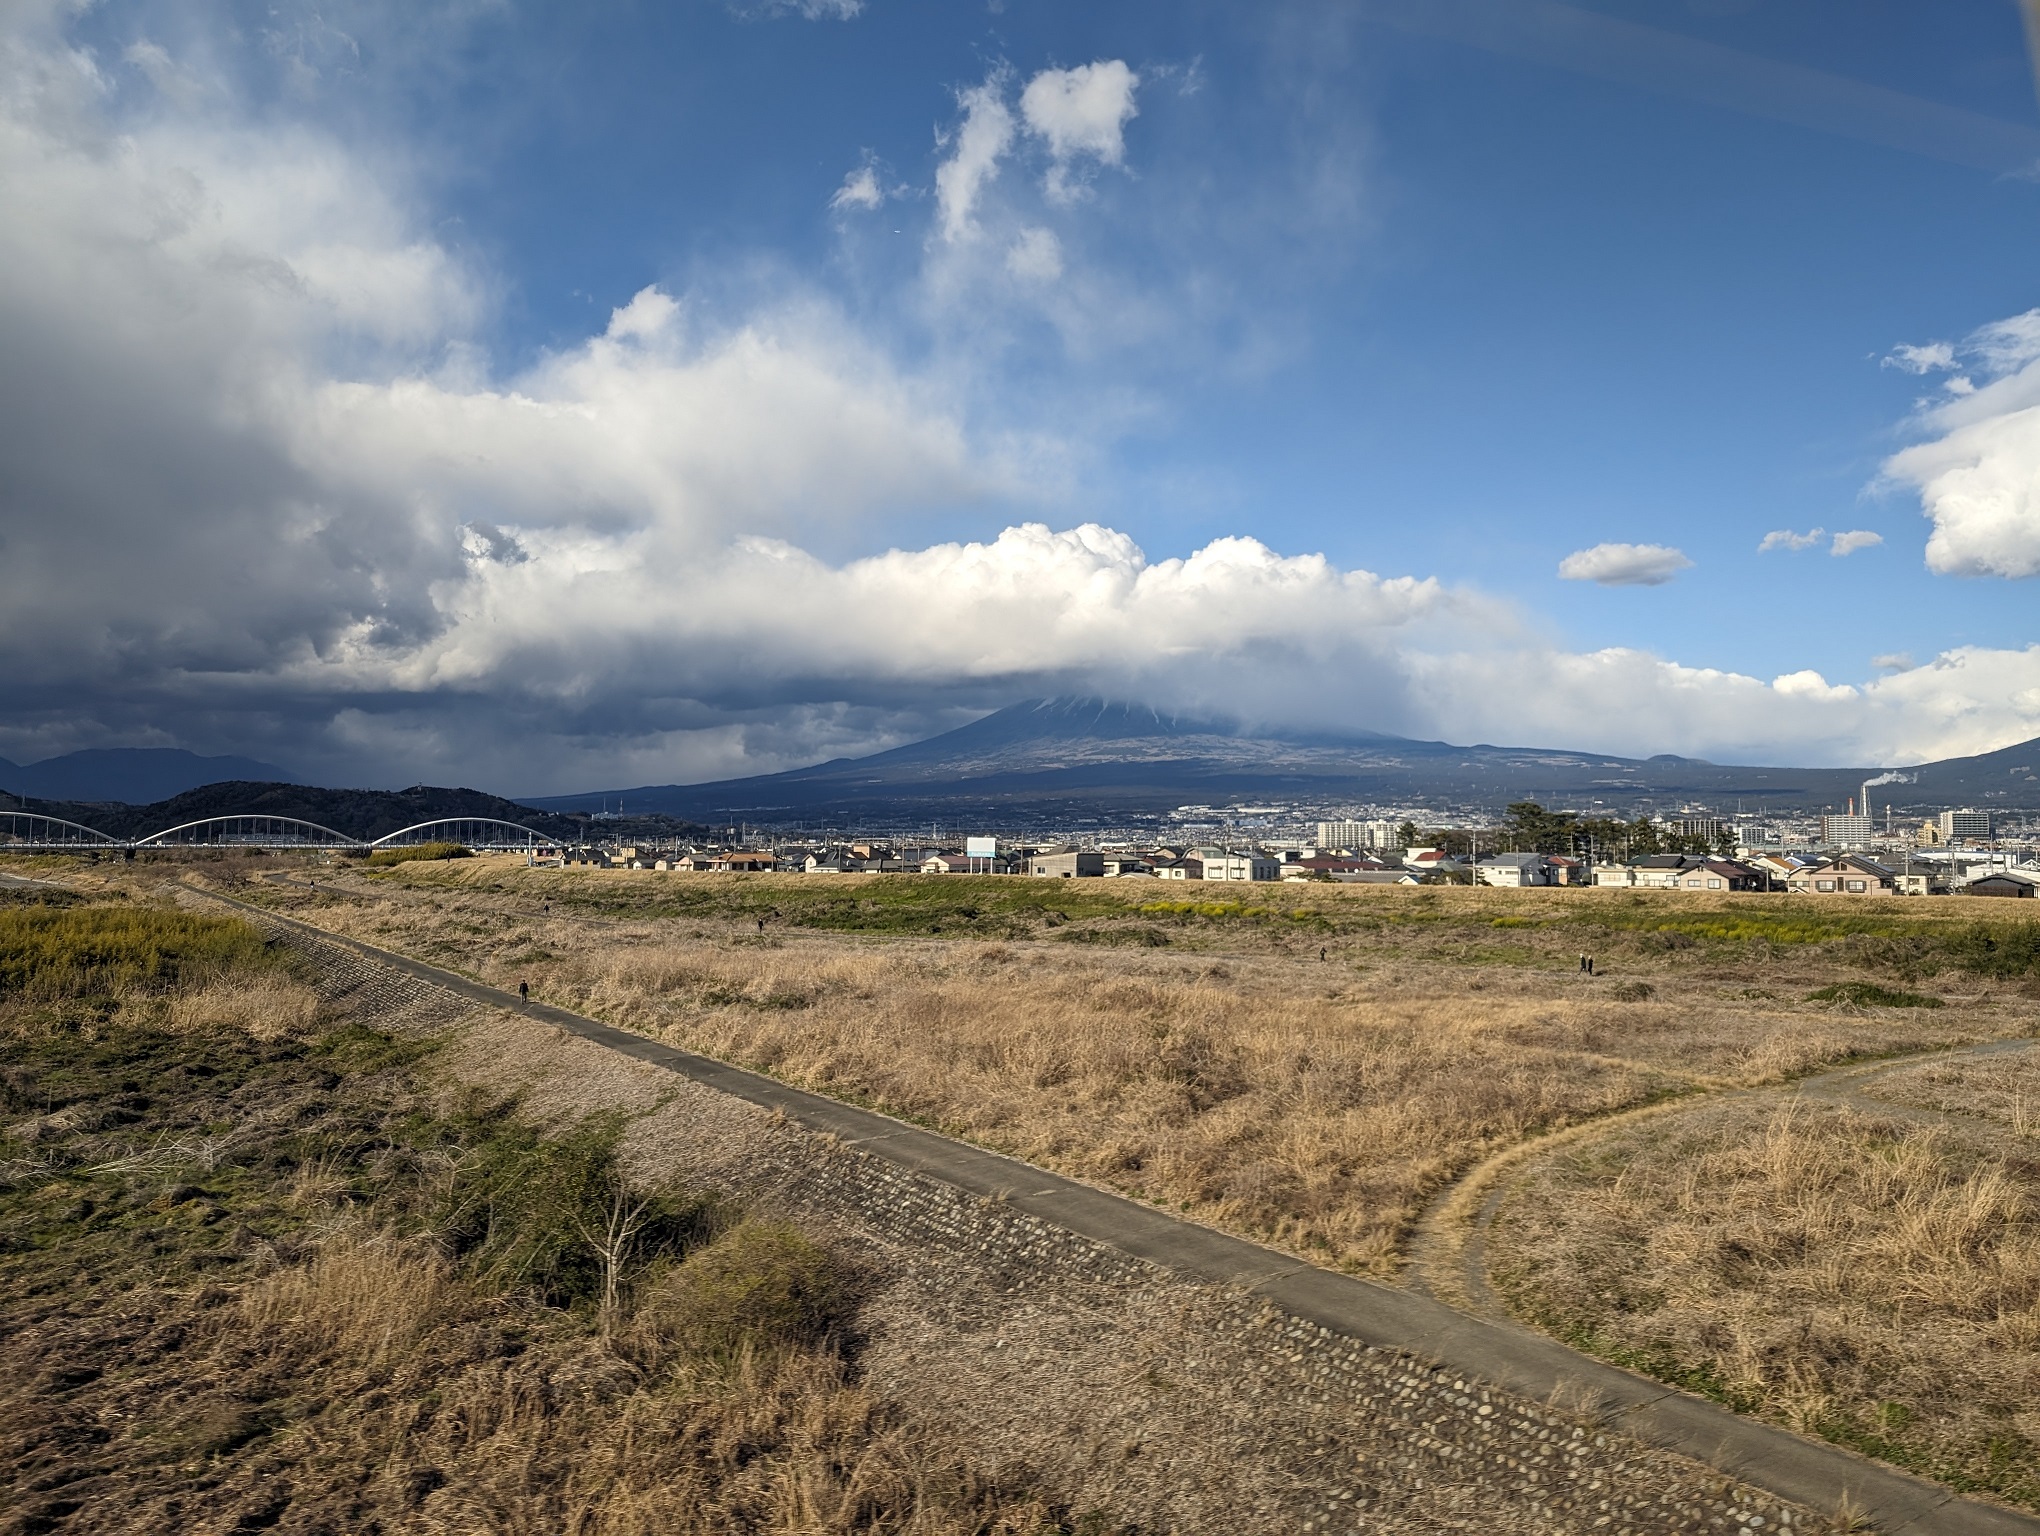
{"left": 1608, "top": 980, "right": 1655, "bottom": 1002}
{"left": 426, "top": 1104, "right": 715, "bottom": 1311}
{"left": 365, "top": 842, "right": 471, "bottom": 867}
{"left": 1945, "top": 922, "right": 2040, "bottom": 980}
{"left": 1807, "top": 982, "right": 1944, "bottom": 1009}
{"left": 0, "top": 907, "right": 272, "bottom": 999}
{"left": 641, "top": 1220, "right": 849, "bottom": 1358}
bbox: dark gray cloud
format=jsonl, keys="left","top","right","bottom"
{"left": 5, "top": 5, "right": 2038, "bottom": 792}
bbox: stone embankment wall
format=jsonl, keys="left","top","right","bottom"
{"left": 212, "top": 894, "right": 1845, "bottom": 1535}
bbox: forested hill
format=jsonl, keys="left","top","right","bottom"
{"left": 1, "top": 781, "right": 592, "bottom": 843}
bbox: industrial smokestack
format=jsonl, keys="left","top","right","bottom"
{"left": 1860, "top": 771, "right": 1914, "bottom": 829}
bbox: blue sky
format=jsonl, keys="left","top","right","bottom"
{"left": 4, "top": 0, "right": 2040, "bottom": 790}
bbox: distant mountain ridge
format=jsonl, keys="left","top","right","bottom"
{"left": 0, "top": 748, "right": 299, "bottom": 805}
{"left": 527, "top": 697, "right": 2040, "bottom": 824}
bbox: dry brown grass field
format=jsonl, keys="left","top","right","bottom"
{"left": 0, "top": 886, "right": 1070, "bottom": 1534}
{"left": 18, "top": 852, "right": 2040, "bottom": 1515}
{"left": 165, "top": 857, "right": 2037, "bottom": 1276}
{"left": 1489, "top": 1090, "right": 2040, "bottom": 1506}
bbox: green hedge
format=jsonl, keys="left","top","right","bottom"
{"left": 365, "top": 842, "right": 472, "bottom": 867}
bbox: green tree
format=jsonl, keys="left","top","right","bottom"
{"left": 1625, "top": 817, "right": 1663, "bottom": 858}
{"left": 1504, "top": 801, "right": 1579, "bottom": 854}
{"left": 1396, "top": 820, "right": 1421, "bottom": 850}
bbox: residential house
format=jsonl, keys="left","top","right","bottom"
{"left": 921, "top": 852, "right": 1017, "bottom": 874}
{"left": 1194, "top": 852, "right": 1281, "bottom": 881}
{"left": 1282, "top": 856, "right": 1397, "bottom": 879}
{"left": 1473, "top": 852, "right": 1554, "bottom": 887}
{"left": 1785, "top": 855, "right": 1897, "bottom": 896}
{"left": 1028, "top": 851, "right": 1105, "bottom": 878}
{"left": 1662, "top": 858, "right": 1765, "bottom": 892}
{"left": 1545, "top": 855, "right": 1589, "bottom": 886}
{"left": 1404, "top": 849, "right": 1463, "bottom": 879}
{"left": 1961, "top": 869, "right": 2040, "bottom": 898}
{"left": 1745, "top": 852, "right": 1809, "bottom": 888}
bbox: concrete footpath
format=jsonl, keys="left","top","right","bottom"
{"left": 198, "top": 888, "right": 2040, "bottom": 1536}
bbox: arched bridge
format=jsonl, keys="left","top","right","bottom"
{"left": 1, "top": 811, "right": 561, "bottom": 853}
{"left": 0, "top": 812, "right": 126, "bottom": 849}
{"left": 135, "top": 816, "right": 361, "bottom": 849}
{"left": 370, "top": 819, "right": 557, "bottom": 851}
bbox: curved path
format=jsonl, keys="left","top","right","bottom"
{"left": 174, "top": 880, "right": 2040, "bottom": 1535}
{"left": 1406, "top": 1029, "right": 2040, "bottom": 1319}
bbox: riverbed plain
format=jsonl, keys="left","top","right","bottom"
{"left": 25, "top": 850, "right": 2040, "bottom": 1510}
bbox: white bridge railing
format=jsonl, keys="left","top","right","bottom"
{"left": 0, "top": 811, "right": 560, "bottom": 852}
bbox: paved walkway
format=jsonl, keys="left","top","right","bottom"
{"left": 191, "top": 884, "right": 2040, "bottom": 1536}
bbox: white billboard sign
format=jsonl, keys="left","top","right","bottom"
{"left": 965, "top": 836, "right": 998, "bottom": 858}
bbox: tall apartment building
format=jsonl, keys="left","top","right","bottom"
{"left": 1820, "top": 813, "right": 1875, "bottom": 848}
{"left": 1666, "top": 816, "right": 1727, "bottom": 843}
{"left": 1316, "top": 819, "right": 1398, "bottom": 851}
{"left": 1939, "top": 809, "right": 1993, "bottom": 841}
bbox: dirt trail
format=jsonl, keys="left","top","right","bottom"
{"left": 1404, "top": 1027, "right": 2040, "bottom": 1317}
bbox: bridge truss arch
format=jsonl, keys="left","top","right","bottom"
{"left": 133, "top": 816, "right": 363, "bottom": 850}
{"left": 0, "top": 811, "right": 124, "bottom": 849}
{"left": 369, "top": 818, "right": 560, "bottom": 851}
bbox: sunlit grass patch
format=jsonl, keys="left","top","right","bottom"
{"left": 365, "top": 841, "right": 471, "bottom": 866}
{"left": 0, "top": 905, "right": 275, "bottom": 999}
{"left": 1807, "top": 982, "right": 1943, "bottom": 1010}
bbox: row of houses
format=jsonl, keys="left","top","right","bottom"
{"left": 1477, "top": 849, "right": 2040, "bottom": 897}
{"left": 544, "top": 841, "right": 2039, "bottom": 896}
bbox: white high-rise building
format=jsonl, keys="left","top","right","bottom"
{"left": 1939, "top": 809, "right": 1993, "bottom": 841}
{"left": 1316, "top": 819, "right": 1399, "bottom": 851}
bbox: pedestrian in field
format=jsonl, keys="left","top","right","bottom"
{"left": 542, "top": 900, "right": 550, "bottom": 916}
{"left": 519, "top": 980, "right": 529, "bottom": 1004}
{"left": 1578, "top": 953, "right": 1589, "bottom": 974}
{"left": 1320, "top": 947, "right": 1327, "bottom": 962}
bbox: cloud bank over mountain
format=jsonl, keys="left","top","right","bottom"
{"left": 2, "top": 4, "right": 2037, "bottom": 793}
{"left": 1883, "top": 310, "right": 2040, "bottom": 580}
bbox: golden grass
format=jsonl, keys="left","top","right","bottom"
{"left": 164, "top": 970, "right": 321, "bottom": 1038}
{"left": 0, "top": 904, "right": 1071, "bottom": 1536}
{"left": 1488, "top": 1091, "right": 2040, "bottom": 1506}
{"left": 210, "top": 1231, "right": 1059, "bottom": 1536}
{"left": 1867, "top": 1051, "right": 2040, "bottom": 1139}
{"left": 246, "top": 862, "right": 2030, "bottom": 1274}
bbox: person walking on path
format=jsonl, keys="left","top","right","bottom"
{"left": 519, "top": 981, "right": 529, "bottom": 1005}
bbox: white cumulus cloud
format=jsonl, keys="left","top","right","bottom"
{"left": 829, "top": 158, "right": 884, "bottom": 211}
{"left": 934, "top": 76, "right": 1014, "bottom": 243}
{"left": 1883, "top": 308, "right": 2040, "bottom": 579}
{"left": 1759, "top": 527, "right": 1823, "bottom": 552}
{"left": 1557, "top": 543, "right": 1693, "bottom": 586}
{"left": 1829, "top": 529, "right": 1883, "bottom": 557}
{"left": 3, "top": 8, "right": 2039, "bottom": 791}
{"left": 1883, "top": 341, "right": 1956, "bottom": 374}
{"left": 1019, "top": 59, "right": 1138, "bottom": 202}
